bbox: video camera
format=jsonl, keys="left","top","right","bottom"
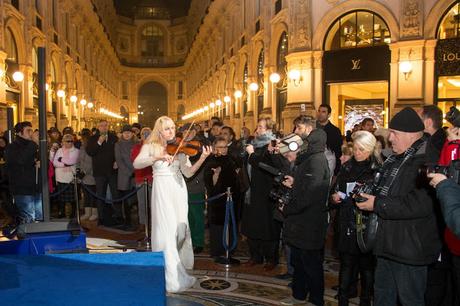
{"left": 258, "top": 162, "right": 293, "bottom": 214}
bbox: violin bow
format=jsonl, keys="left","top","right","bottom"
{"left": 171, "top": 119, "right": 196, "bottom": 162}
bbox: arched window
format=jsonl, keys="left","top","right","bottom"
{"left": 141, "top": 24, "right": 164, "bottom": 63}
{"left": 257, "top": 48, "right": 264, "bottom": 116}
{"left": 324, "top": 10, "right": 391, "bottom": 51}
{"left": 5, "top": 28, "right": 18, "bottom": 63}
{"left": 276, "top": 32, "right": 288, "bottom": 130}
{"left": 437, "top": 1, "right": 460, "bottom": 39}
{"left": 243, "top": 62, "right": 248, "bottom": 114}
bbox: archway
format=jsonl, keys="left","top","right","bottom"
{"left": 137, "top": 81, "right": 168, "bottom": 128}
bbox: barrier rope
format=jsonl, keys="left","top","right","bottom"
{"left": 188, "top": 192, "right": 226, "bottom": 204}
{"left": 49, "top": 183, "right": 73, "bottom": 198}
{"left": 80, "top": 184, "right": 143, "bottom": 204}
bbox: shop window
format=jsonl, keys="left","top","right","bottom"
{"left": 438, "top": 2, "right": 460, "bottom": 39}
{"left": 324, "top": 10, "right": 391, "bottom": 51}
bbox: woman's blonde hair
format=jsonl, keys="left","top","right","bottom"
{"left": 62, "top": 134, "right": 73, "bottom": 143}
{"left": 145, "top": 116, "right": 175, "bottom": 157}
{"left": 352, "top": 130, "right": 382, "bottom": 163}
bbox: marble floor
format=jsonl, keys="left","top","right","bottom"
{"left": 82, "top": 221, "right": 360, "bottom": 306}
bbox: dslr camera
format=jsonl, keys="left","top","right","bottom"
{"left": 75, "top": 168, "right": 86, "bottom": 181}
{"left": 258, "top": 162, "right": 293, "bottom": 213}
{"left": 420, "top": 160, "right": 460, "bottom": 185}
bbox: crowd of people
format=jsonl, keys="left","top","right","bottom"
{"left": 0, "top": 103, "right": 460, "bottom": 305}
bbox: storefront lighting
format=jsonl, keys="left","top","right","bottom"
{"left": 224, "top": 96, "right": 231, "bottom": 103}
{"left": 249, "top": 82, "right": 259, "bottom": 92}
{"left": 12, "top": 71, "right": 24, "bottom": 82}
{"left": 234, "top": 90, "right": 243, "bottom": 98}
{"left": 80, "top": 99, "right": 87, "bottom": 106}
{"left": 70, "top": 95, "right": 78, "bottom": 103}
{"left": 269, "top": 72, "right": 281, "bottom": 84}
{"left": 210, "top": 102, "right": 215, "bottom": 108}
{"left": 399, "top": 61, "right": 413, "bottom": 80}
{"left": 447, "top": 79, "right": 460, "bottom": 88}
{"left": 215, "top": 99, "right": 222, "bottom": 106}
{"left": 56, "top": 89, "right": 65, "bottom": 98}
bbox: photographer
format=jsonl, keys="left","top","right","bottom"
{"left": 355, "top": 107, "right": 441, "bottom": 306}
{"left": 330, "top": 131, "right": 382, "bottom": 306}
{"left": 429, "top": 173, "right": 460, "bottom": 237}
{"left": 280, "top": 119, "right": 331, "bottom": 306}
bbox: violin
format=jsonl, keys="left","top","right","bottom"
{"left": 166, "top": 137, "right": 202, "bottom": 157}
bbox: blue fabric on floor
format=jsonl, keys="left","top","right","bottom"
{"left": 0, "top": 252, "right": 165, "bottom": 306}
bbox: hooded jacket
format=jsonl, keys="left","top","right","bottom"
{"left": 283, "top": 129, "right": 331, "bottom": 250}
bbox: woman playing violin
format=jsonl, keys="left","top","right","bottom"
{"left": 133, "top": 116, "right": 212, "bottom": 293}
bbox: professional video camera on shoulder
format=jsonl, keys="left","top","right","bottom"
{"left": 258, "top": 162, "right": 293, "bottom": 215}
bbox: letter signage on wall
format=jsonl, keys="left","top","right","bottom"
{"left": 436, "top": 38, "right": 460, "bottom": 76}
{"left": 323, "top": 45, "right": 391, "bottom": 83}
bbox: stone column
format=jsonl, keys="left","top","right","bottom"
{"left": 261, "top": 66, "right": 273, "bottom": 118}
{"left": 424, "top": 40, "right": 436, "bottom": 105}
{"left": 21, "top": 65, "right": 35, "bottom": 124}
{"left": 245, "top": 78, "right": 256, "bottom": 131}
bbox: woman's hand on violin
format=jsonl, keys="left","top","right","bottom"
{"left": 200, "top": 146, "right": 212, "bottom": 159}
{"left": 162, "top": 154, "right": 174, "bottom": 164}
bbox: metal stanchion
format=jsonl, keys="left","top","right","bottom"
{"left": 73, "top": 173, "right": 81, "bottom": 225}
{"left": 215, "top": 187, "right": 240, "bottom": 268}
{"left": 137, "top": 178, "right": 151, "bottom": 251}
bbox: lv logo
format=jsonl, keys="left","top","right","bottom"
{"left": 351, "top": 59, "right": 361, "bottom": 70}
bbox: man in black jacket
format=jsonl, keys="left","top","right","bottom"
{"left": 86, "top": 119, "right": 120, "bottom": 226}
{"left": 316, "top": 104, "right": 342, "bottom": 175}
{"left": 280, "top": 126, "right": 331, "bottom": 306}
{"left": 356, "top": 107, "right": 441, "bottom": 306}
{"left": 5, "top": 121, "right": 42, "bottom": 224}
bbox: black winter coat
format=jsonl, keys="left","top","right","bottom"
{"left": 5, "top": 137, "right": 39, "bottom": 195}
{"left": 86, "top": 131, "right": 118, "bottom": 177}
{"left": 332, "top": 158, "right": 377, "bottom": 254}
{"left": 283, "top": 129, "right": 331, "bottom": 250}
{"left": 374, "top": 141, "right": 441, "bottom": 265}
{"left": 204, "top": 155, "right": 239, "bottom": 225}
{"left": 241, "top": 145, "right": 281, "bottom": 240}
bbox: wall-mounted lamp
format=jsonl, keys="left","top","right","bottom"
{"left": 215, "top": 99, "right": 222, "bottom": 106}
{"left": 12, "top": 71, "right": 24, "bottom": 82}
{"left": 234, "top": 90, "right": 242, "bottom": 99}
{"left": 224, "top": 95, "right": 231, "bottom": 103}
{"left": 249, "top": 82, "right": 259, "bottom": 92}
{"left": 210, "top": 102, "right": 215, "bottom": 108}
{"left": 80, "top": 99, "right": 87, "bottom": 106}
{"left": 399, "top": 61, "right": 413, "bottom": 80}
{"left": 87, "top": 102, "right": 94, "bottom": 109}
{"left": 56, "top": 89, "right": 65, "bottom": 98}
{"left": 70, "top": 95, "right": 78, "bottom": 103}
{"left": 269, "top": 72, "right": 281, "bottom": 84}
{"left": 288, "top": 69, "right": 303, "bottom": 87}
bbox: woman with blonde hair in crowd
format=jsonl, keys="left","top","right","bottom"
{"left": 133, "top": 116, "right": 212, "bottom": 293}
{"left": 330, "top": 130, "right": 381, "bottom": 306}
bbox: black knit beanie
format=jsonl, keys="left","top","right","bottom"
{"left": 389, "top": 107, "right": 424, "bottom": 132}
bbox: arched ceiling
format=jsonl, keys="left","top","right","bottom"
{"left": 113, "top": 0, "right": 192, "bottom": 19}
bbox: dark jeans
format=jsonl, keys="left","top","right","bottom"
{"left": 290, "top": 246, "right": 324, "bottom": 306}
{"left": 425, "top": 255, "right": 453, "bottom": 306}
{"left": 94, "top": 175, "right": 121, "bottom": 224}
{"left": 339, "top": 252, "right": 374, "bottom": 306}
{"left": 247, "top": 238, "right": 279, "bottom": 264}
{"left": 452, "top": 255, "right": 460, "bottom": 306}
{"left": 374, "top": 257, "right": 427, "bottom": 306}
{"left": 82, "top": 184, "right": 97, "bottom": 208}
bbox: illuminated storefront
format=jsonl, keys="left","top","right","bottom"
{"left": 436, "top": 1, "right": 460, "bottom": 120}
{"left": 323, "top": 10, "right": 391, "bottom": 132}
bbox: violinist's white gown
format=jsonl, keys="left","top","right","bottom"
{"left": 133, "top": 145, "right": 196, "bottom": 293}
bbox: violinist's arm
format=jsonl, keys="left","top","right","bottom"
{"left": 179, "top": 146, "right": 212, "bottom": 178}
{"left": 133, "top": 144, "right": 162, "bottom": 169}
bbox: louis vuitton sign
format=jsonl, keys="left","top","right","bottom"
{"left": 323, "top": 45, "right": 390, "bottom": 83}
{"left": 436, "top": 38, "right": 460, "bottom": 76}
